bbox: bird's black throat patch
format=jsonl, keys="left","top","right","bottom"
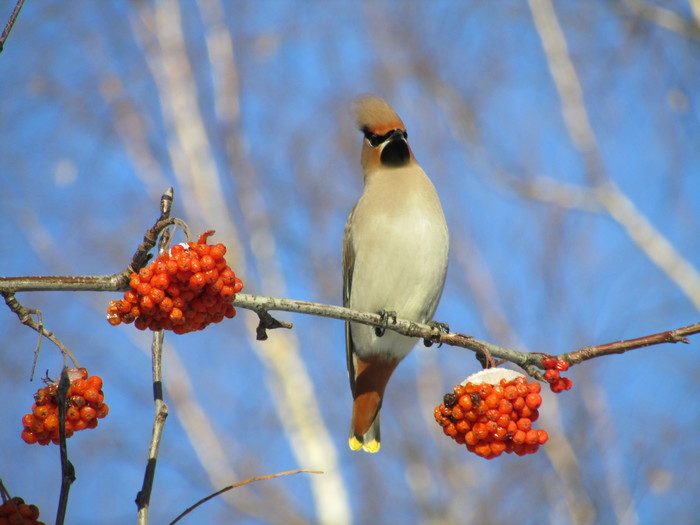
{"left": 380, "top": 139, "right": 410, "bottom": 167}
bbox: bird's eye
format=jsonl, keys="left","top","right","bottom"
{"left": 367, "top": 134, "right": 382, "bottom": 148}
{"left": 363, "top": 129, "right": 407, "bottom": 148}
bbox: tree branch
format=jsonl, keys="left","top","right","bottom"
{"left": 229, "top": 293, "right": 700, "bottom": 373}
{"left": 563, "top": 324, "right": 697, "bottom": 363}
{"left": 2, "top": 279, "right": 698, "bottom": 378}
{"left": 0, "top": 0, "right": 25, "bottom": 53}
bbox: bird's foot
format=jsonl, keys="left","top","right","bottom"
{"left": 374, "top": 310, "right": 397, "bottom": 337}
{"left": 423, "top": 321, "right": 449, "bottom": 347}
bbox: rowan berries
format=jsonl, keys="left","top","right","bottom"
{"left": 0, "top": 496, "right": 44, "bottom": 525}
{"left": 541, "top": 357, "right": 573, "bottom": 392}
{"left": 20, "top": 369, "right": 109, "bottom": 446}
{"left": 434, "top": 368, "right": 549, "bottom": 459}
{"left": 107, "top": 231, "right": 243, "bottom": 334}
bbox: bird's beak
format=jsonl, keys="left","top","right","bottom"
{"left": 386, "top": 129, "right": 407, "bottom": 144}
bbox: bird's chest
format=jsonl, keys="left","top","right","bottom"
{"left": 349, "top": 198, "right": 447, "bottom": 316}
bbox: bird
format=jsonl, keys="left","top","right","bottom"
{"left": 343, "top": 95, "right": 449, "bottom": 452}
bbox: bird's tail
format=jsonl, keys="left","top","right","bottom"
{"left": 347, "top": 358, "right": 399, "bottom": 453}
{"left": 349, "top": 399, "right": 381, "bottom": 453}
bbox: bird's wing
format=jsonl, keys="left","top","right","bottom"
{"left": 342, "top": 206, "right": 357, "bottom": 396}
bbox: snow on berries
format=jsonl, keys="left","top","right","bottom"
{"left": 21, "top": 368, "right": 109, "bottom": 446}
{"left": 541, "top": 357, "right": 573, "bottom": 393}
{"left": 434, "top": 369, "right": 549, "bottom": 459}
{"left": 107, "top": 231, "right": 243, "bottom": 334}
{"left": 0, "top": 496, "right": 45, "bottom": 525}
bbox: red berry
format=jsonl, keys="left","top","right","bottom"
{"left": 200, "top": 254, "right": 216, "bottom": 271}
{"left": 516, "top": 418, "right": 532, "bottom": 432}
{"left": 32, "top": 404, "right": 50, "bottom": 420}
{"left": 210, "top": 244, "right": 226, "bottom": 259}
{"left": 188, "top": 272, "right": 207, "bottom": 290}
{"left": 84, "top": 388, "right": 100, "bottom": 404}
{"left": 80, "top": 406, "right": 97, "bottom": 422}
{"left": 43, "top": 414, "right": 59, "bottom": 432}
{"left": 220, "top": 285, "right": 235, "bottom": 301}
{"left": 224, "top": 304, "right": 237, "bottom": 319}
{"left": 138, "top": 267, "right": 154, "bottom": 282}
{"left": 21, "top": 429, "right": 38, "bottom": 444}
{"left": 544, "top": 369, "right": 560, "bottom": 383}
{"left": 525, "top": 430, "right": 539, "bottom": 445}
{"left": 87, "top": 375, "right": 103, "bottom": 390}
{"left": 66, "top": 406, "right": 80, "bottom": 421}
{"left": 542, "top": 357, "right": 557, "bottom": 369}
{"left": 96, "top": 403, "right": 110, "bottom": 419}
{"left": 525, "top": 393, "right": 542, "bottom": 409}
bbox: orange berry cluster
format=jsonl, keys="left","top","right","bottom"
{"left": 21, "top": 368, "right": 109, "bottom": 446}
{"left": 542, "top": 357, "right": 573, "bottom": 393}
{"left": 0, "top": 497, "right": 44, "bottom": 525}
{"left": 434, "top": 370, "right": 549, "bottom": 459}
{"left": 107, "top": 231, "right": 243, "bottom": 334}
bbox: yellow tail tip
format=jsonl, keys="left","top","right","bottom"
{"left": 348, "top": 436, "right": 363, "bottom": 451}
{"left": 348, "top": 436, "right": 380, "bottom": 453}
{"left": 363, "top": 439, "right": 380, "bottom": 453}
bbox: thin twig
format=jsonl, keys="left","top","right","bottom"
{"left": 127, "top": 216, "right": 190, "bottom": 276}
{"left": 0, "top": 479, "right": 9, "bottom": 502}
{"left": 564, "top": 325, "right": 695, "bottom": 363}
{"left": 135, "top": 331, "right": 168, "bottom": 524}
{"left": 0, "top": 0, "right": 25, "bottom": 53}
{"left": 136, "top": 190, "right": 174, "bottom": 524}
{"left": 55, "top": 367, "right": 75, "bottom": 525}
{"left": 169, "top": 469, "right": 324, "bottom": 525}
{"left": 2, "top": 292, "right": 80, "bottom": 374}
{"left": 29, "top": 308, "right": 44, "bottom": 380}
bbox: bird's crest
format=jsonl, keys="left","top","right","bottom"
{"left": 354, "top": 95, "right": 405, "bottom": 136}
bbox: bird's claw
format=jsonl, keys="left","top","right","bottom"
{"left": 374, "top": 310, "right": 397, "bottom": 337}
{"left": 423, "top": 321, "right": 449, "bottom": 347}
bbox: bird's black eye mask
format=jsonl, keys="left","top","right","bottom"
{"left": 362, "top": 128, "right": 408, "bottom": 148}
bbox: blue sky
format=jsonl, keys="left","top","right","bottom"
{"left": 1, "top": 2, "right": 699, "bottom": 524}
